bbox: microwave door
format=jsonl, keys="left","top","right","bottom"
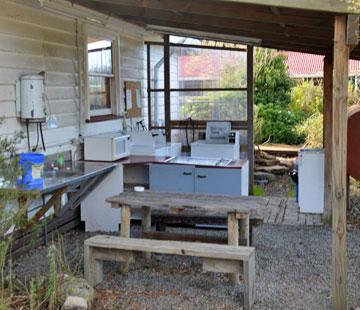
{"left": 112, "top": 137, "right": 126, "bottom": 160}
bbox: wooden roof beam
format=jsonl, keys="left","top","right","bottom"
{"left": 84, "top": 0, "right": 333, "bottom": 28}
{"left": 217, "top": 0, "right": 359, "bottom": 14}
{"left": 118, "top": 14, "right": 331, "bottom": 49}
{"left": 92, "top": 3, "right": 333, "bottom": 41}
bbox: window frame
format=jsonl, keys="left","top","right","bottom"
{"left": 84, "top": 25, "right": 122, "bottom": 120}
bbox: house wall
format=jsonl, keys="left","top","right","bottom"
{"left": 0, "top": 0, "right": 152, "bottom": 158}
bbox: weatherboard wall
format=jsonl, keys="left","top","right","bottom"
{"left": 0, "top": 0, "right": 149, "bottom": 157}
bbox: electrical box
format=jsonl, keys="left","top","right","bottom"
{"left": 16, "top": 74, "right": 46, "bottom": 122}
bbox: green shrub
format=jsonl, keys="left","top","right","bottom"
{"left": 296, "top": 112, "right": 323, "bottom": 149}
{"left": 256, "top": 103, "right": 305, "bottom": 144}
{"left": 254, "top": 48, "right": 294, "bottom": 107}
{"left": 289, "top": 80, "right": 323, "bottom": 116}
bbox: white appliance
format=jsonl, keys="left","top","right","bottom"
{"left": 298, "top": 149, "right": 325, "bottom": 214}
{"left": 84, "top": 132, "right": 130, "bottom": 161}
{"left": 16, "top": 73, "right": 46, "bottom": 122}
{"left": 130, "top": 131, "right": 182, "bottom": 157}
{"left": 191, "top": 122, "right": 240, "bottom": 160}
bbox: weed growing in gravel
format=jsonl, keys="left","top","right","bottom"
{"left": 0, "top": 119, "right": 38, "bottom": 308}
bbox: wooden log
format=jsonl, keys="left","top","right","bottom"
{"left": 247, "top": 45, "right": 254, "bottom": 195}
{"left": 244, "top": 253, "right": 255, "bottom": 310}
{"left": 84, "top": 244, "right": 103, "bottom": 287}
{"left": 331, "top": 15, "right": 349, "bottom": 310}
{"left": 53, "top": 195, "right": 62, "bottom": 216}
{"left": 85, "top": 235, "right": 254, "bottom": 261}
{"left": 120, "top": 204, "right": 131, "bottom": 272}
{"left": 239, "top": 215, "right": 250, "bottom": 246}
{"left": 141, "top": 206, "right": 151, "bottom": 260}
{"left": 202, "top": 258, "right": 242, "bottom": 274}
{"left": 30, "top": 187, "right": 67, "bottom": 226}
{"left": 228, "top": 212, "right": 240, "bottom": 286}
{"left": 141, "top": 231, "right": 230, "bottom": 244}
{"left": 323, "top": 53, "right": 333, "bottom": 222}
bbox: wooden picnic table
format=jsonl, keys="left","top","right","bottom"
{"left": 107, "top": 191, "right": 266, "bottom": 284}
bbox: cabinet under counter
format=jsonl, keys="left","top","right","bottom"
{"left": 149, "top": 161, "right": 249, "bottom": 196}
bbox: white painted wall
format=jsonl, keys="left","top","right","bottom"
{"left": 0, "top": 0, "right": 154, "bottom": 158}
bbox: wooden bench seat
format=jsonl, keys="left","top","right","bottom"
{"left": 84, "top": 235, "right": 256, "bottom": 309}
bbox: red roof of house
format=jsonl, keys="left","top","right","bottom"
{"left": 178, "top": 51, "right": 360, "bottom": 80}
{"left": 284, "top": 52, "right": 360, "bottom": 78}
{"left": 179, "top": 55, "right": 220, "bottom": 79}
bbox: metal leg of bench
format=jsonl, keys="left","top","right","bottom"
{"left": 84, "top": 244, "right": 103, "bottom": 287}
{"left": 141, "top": 206, "right": 151, "bottom": 260}
{"left": 244, "top": 254, "right": 255, "bottom": 310}
{"left": 227, "top": 212, "right": 240, "bottom": 286}
{"left": 120, "top": 205, "right": 131, "bottom": 273}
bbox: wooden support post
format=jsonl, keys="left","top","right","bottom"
{"left": 53, "top": 195, "right": 62, "bottom": 216}
{"left": 84, "top": 244, "right": 103, "bottom": 287}
{"left": 244, "top": 253, "right": 255, "bottom": 310}
{"left": 247, "top": 45, "right": 254, "bottom": 195}
{"left": 164, "top": 34, "right": 171, "bottom": 142}
{"left": 141, "top": 206, "right": 151, "bottom": 260}
{"left": 120, "top": 205, "right": 131, "bottom": 272}
{"left": 331, "top": 15, "right": 349, "bottom": 310}
{"left": 323, "top": 53, "right": 333, "bottom": 222}
{"left": 146, "top": 44, "right": 152, "bottom": 129}
{"left": 239, "top": 215, "right": 250, "bottom": 246}
{"left": 227, "top": 212, "right": 240, "bottom": 286}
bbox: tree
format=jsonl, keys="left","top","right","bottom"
{"left": 254, "top": 48, "right": 294, "bottom": 106}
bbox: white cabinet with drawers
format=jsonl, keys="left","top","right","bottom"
{"left": 149, "top": 162, "right": 248, "bottom": 196}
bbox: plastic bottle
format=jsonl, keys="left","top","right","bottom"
{"left": 57, "top": 146, "right": 65, "bottom": 168}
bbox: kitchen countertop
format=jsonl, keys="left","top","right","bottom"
{"left": 115, "top": 155, "right": 247, "bottom": 169}
{"left": 9, "top": 161, "right": 117, "bottom": 195}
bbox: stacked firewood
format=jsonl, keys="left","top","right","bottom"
{"left": 254, "top": 151, "right": 296, "bottom": 184}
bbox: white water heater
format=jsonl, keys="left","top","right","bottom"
{"left": 16, "top": 74, "right": 46, "bottom": 122}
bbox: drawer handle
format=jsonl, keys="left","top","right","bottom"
{"left": 197, "top": 175, "right": 207, "bottom": 179}
{"left": 183, "top": 172, "right": 192, "bottom": 176}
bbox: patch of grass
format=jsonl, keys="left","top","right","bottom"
{"left": 253, "top": 185, "right": 266, "bottom": 196}
{"left": 288, "top": 186, "right": 296, "bottom": 198}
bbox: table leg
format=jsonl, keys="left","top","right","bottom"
{"left": 227, "top": 212, "right": 240, "bottom": 286}
{"left": 141, "top": 206, "right": 151, "bottom": 260}
{"left": 239, "top": 215, "right": 250, "bottom": 246}
{"left": 120, "top": 205, "right": 131, "bottom": 272}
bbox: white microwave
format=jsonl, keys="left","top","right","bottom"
{"left": 84, "top": 132, "right": 130, "bottom": 161}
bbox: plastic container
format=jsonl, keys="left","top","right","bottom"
{"left": 17, "top": 152, "right": 45, "bottom": 190}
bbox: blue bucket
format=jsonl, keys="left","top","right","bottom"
{"left": 17, "top": 153, "right": 45, "bottom": 190}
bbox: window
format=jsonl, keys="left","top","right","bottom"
{"left": 87, "top": 38, "right": 114, "bottom": 116}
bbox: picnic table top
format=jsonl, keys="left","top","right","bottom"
{"left": 106, "top": 191, "right": 273, "bottom": 220}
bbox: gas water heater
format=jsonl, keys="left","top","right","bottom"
{"left": 16, "top": 73, "right": 47, "bottom": 151}
{"left": 17, "top": 74, "right": 46, "bottom": 122}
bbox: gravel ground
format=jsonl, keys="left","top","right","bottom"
{"left": 258, "top": 175, "right": 295, "bottom": 197}
{"left": 12, "top": 224, "right": 360, "bottom": 309}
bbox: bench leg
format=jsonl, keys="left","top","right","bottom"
{"left": 120, "top": 205, "right": 131, "bottom": 272}
{"left": 84, "top": 244, "right": 103, "bottom": 287}
{"left": 244, "top": 254, "right": 255, "bottom": 310}
{"left": 141, "top": 206, "right": 151, "bottom": 260}
{"left": 227, "top": 212, "right": 240, "bottom": 286}
{"left": 239, "top": 215, "right": 250, "bottom": 246}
